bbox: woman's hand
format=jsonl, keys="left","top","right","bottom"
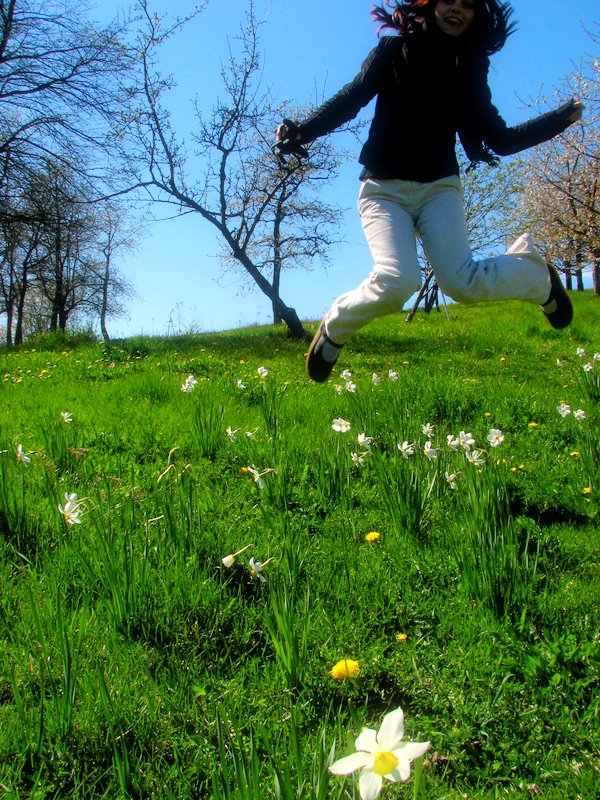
{"left": 276, "top": 119, "right": 302, "bottom": 144}
{"left": 568, "top": 99, "right": 584, "bottom": 123}
{"left": 273, "top": 119, "right": 308, "bottom": 161}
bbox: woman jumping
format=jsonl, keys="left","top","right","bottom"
{"left": 276, "top": 0, "right": 584, "bottom": 382}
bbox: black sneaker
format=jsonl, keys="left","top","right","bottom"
{"left": 541, "top": 266, "right": 573, "bottom": 329}
{"left": 306, "top": 321, "right": 343, "bottom": 383}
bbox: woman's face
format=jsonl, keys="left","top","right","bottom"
{"left": 434, "top": 0, "right": 476, "bottom": 38}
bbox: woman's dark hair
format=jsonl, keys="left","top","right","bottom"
{"left": 371, "top": 1, "right": 516, "bottom": 55}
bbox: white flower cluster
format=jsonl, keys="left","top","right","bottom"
{"left": 181, "top": 374, "right": 197, "bottom": 393}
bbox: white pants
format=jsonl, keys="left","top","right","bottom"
{"left": 325, "top": 176, "right": 551, "bottom": 344}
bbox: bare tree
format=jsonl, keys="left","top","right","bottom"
{"left": 0, "top": 0, "right": 136, "bottom": 193}
{"left": 0, "top": 0, "right": 143, "bottom": 342}
{"left": 28, "top": 165, "right": 91, "bottom": 332}
{"left": 90, "top": 203, "right": 138, "bottom": 342}
{"left": 0, "top": 167, "right": 50, "bottom": 343}
{"left": 120, "top": 0, "right": 347, "bottom": 338}
{"left": 213, "top": 106, "right": 345, "bottom": 325}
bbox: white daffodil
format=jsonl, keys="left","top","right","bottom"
{"left": 245, "top": 428, "right": 259, "bottom": 440}
{"left": 423, "top": 441, "right": 438, "bottom": 460}
{"left": 576, "top": 347, "right": 586, "bottom": 358}
{"left": 358, "top": 434, "right": 374, "bottom": 451}
{"left": 16, "top": 444, "right": 31, "bottom": 466}
{"left": 388, "top": 370, "right": 399, "bottom": 382}
{"left": 466, "top": 449, "right": 485, "bottom": 467}
{"left": 351, "top": 452, "right": 366, "bottom": 466}
{"left": 397, "top": 441, "right": 415, "bottom": 459}
{"left": 332, "top": 418, "right": 351, "bottom": 433}
{"left": 340, "top": 369, "right": 352, "bottom": 381}
{"left": 60, "top": 411, "right": 73, "bottom": 424}
{"left": 222, "top": 543, "right": 253, "bottom": 568}
{"left": 226, "top": 426, "right": 240, "bottom": 442}
{"left": 445, "top": 471, "right": 458, "bottom": 490}
{"left": 329, "top": 706, "right": 430, "bottom": 800}
{"left": 244, "top": 465, "right": 269, "bottom": 489}
{"left": 257, "top": 366, "right": 268, "bottom": 379}
{"left": 421, "top": 422, "right": 434, "bottom": 437}
{"left": 583, "top": 362, "right": 593, "bottom": 373}
{"left": 487, "top": 429, "right": 505, "bottom": 447}
{"left": 248, "top": 556, "right": 274, "bottom": 583}
{"left": 574, "top": 409, "right": 586, "bottom": 421}
{"left": 58, "top": 492, "right": 84, "bottom": 525}
{"left": 446, "top": 434, "right": 460, "bottom": 450}
{"left": 557, "top": 402, "right": 571, "bottom": 418}
{"left": 345, "top": 381, "right": 357, "bottom": 393}
{"left": 594, "top": 353, "right": 600, "bottom": 362}
{"left": 181, "top": 375, "right": 197, "bottom": 393}
{"left": 372, "top": 373, "right": 381, "bottom": 385}
{"left": 236, "top": 379, "right": 247, "bottom": 390}
{"left": 457, "top": 431, "right": 475, "bottom": 450}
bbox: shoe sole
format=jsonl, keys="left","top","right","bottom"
{"left": 542, "top": 267, "right": 573, "bottom": 329}
{"left": 306, "top": 323, "right": 337, "bottom": 383}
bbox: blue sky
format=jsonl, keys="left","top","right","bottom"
{"left": 96, "top": 0, "right": 598, "bottom": 337}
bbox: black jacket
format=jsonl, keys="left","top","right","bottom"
{"left": 298, "top": 33, "right": 575, "bottom": 182}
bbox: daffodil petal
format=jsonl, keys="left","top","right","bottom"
{"left": 359, "top": 768, "right": 383, "bottom": 800}
{"left": 385, "top": 768, "right": 403, "bottom": 783}
{"left": 355, "top": 727, "right": 378, "bottom": 752}
{"left": 395, "top": 741, "right": 430, "bottom": 761}
{"left": 394, "top": 741, "right": 431, "bottom": 780}
{"left": 377, "top": 707, "right": 404, "bottom": 749}
{"left": 329, "top": 752, "right": 372, "bottom": 775}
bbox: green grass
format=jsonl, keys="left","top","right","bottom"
{"left": 0, "top": 293, "right": 598, "bottom": 799}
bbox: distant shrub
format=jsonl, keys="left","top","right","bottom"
{"left": 25, "top": 328, "right": 99, "bottom": 351}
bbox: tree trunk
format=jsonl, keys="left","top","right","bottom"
{"left": 406, "top": 270, "right": 434, "bottom": 323}
{"left": 100, "top": 253, "right": 111, "bottom": 341}
{"left": 593, "top": 261, "right": 600, "bottom": 295}
{"left": 272, "top": 263, "right": 283, "bottom": 325}
{"left": 564, "top": 264, "right": 573, "bottom": 291}
{"left": 272, "top": 200, "right": 284, "bottom": 325}
{"left": 5, "top": 304, "right": 13, "bottom": 345}
{"left": 575, "top": 251, "right": 584, "bottom": 291}
{"left": 14, "top": 287, "right": 27, "bottom": 345}
{"left": 228, "top": 236, "right": 307, "bottom": 338}
{"left": 14, "top": 263, "right": 30, "bottom": 345}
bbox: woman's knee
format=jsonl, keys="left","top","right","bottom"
{"left": 436, "top": 258, "right": 500, "bottom": 305}
{"left": 369, "top": 268, "right": 420, "bottom": 305}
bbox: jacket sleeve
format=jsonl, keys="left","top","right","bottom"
{"left": 297, "top": 38, "right": 393, "bottom": 144}
{"left": 470, "top": 76, "right": 577, "bottom": 156}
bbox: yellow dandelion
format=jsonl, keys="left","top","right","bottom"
{"left": 583, "top": 487, "right": 592, "bottom": 495}
{"left": 529, "top": 422, "right": 538, "bottom": 428}
{"left": 330, "top": 659, "right": 360, "bottom": 680}
{"left": 365, "top": 531, "right": 381, "bottom": 543}
{"left": 570, "top": 451, "right": 580, "bottom": 458}
{"left": 484, "top": 412, "right": 492, "bottom": 418}
{"left": 395, "top": 633, "right": 407, "bottom": 642}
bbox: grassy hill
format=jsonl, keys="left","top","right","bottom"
{"left": 0, "top": 294, "right": 598, "bottom": 798}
